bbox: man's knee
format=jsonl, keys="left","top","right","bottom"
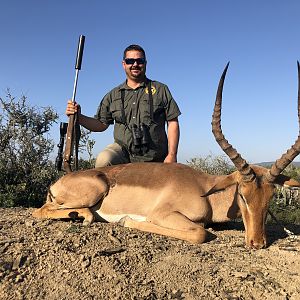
{"left": 95, "top": 143, "right": 129, "bottom": 167}
{"left": 95, "top": 151, "right": 113, "bottom": 167}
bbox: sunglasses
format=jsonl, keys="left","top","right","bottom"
{"left": 124, "top": 58, "right": 146, "bottom": 65}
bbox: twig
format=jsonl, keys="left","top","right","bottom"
{"left": 268, "top": 209, "right": 298, "bottom": 239}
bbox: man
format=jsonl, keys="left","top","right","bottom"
{"left": 66, "top": 44, "right": 181, "bottom": 167}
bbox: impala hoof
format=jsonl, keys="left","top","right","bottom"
{"left": 82, "top": 219, "right": 92, "bottom": 226}
{"left": 82, "top": 214, "right": 94, "bottom": 226}
{"left": 32, "top": 208, "right": 42, "bottom": 219}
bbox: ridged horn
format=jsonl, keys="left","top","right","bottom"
{"left": 212, "top": 63, "right": 256, "bottom": 182}
{"left": 265, "top": 61, "right": 300, "bottom": 182}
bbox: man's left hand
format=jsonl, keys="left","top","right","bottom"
{"left": 164, "top": 154, "right": 177, "bottom": 163}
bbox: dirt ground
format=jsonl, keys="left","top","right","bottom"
{"left": 0, "top": 208, "right": 300, "bottom": 300}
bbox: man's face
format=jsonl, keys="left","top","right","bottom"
{"left": 122, "top": 50, "right": 146, "bottom": 81}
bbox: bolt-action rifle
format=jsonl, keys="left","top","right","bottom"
{"left": 55, "top": 35, "right": 85, "bottom": 173}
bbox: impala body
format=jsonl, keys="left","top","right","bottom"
{"left": 33, "top": 63, "right": 300, "bottom": 249}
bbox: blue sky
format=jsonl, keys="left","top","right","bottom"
{"left": 1, "top": 0, "right": 300, "bottom": 163}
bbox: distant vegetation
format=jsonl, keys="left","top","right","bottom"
{"left": 187, "top": 153, "right": 235, "bottom": 175}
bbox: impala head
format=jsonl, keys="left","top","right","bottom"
{"left": 211, "top": 62, "right": 300, "bottom": 249}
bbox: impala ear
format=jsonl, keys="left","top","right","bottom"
{"left": 274, "top": 174, "right": 300, "bottom": 188}
{"left": 201, "top": 173, "right": 238, "bottom": 197}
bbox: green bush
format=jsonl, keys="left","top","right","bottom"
{"left": 282, "top": 164, "right": 300, "bottom": 181}
{"left": 0, "top": 91, "right": 59, "bottom": 207}
{"left": 271, "top": 164, "right": 300, "bottom": 224}
{"left": 268, "top": 200, "right": 300, "bottom": 225}
{"left": 187, "top": 153, "right": 235, "bottom": 175}
{"left": 0, "top": 90, "right": 97, "bottom": 208}
{"left": 77, "top": 128, "right": 96, "bottom": 169}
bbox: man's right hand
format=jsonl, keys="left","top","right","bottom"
{"left": 65, "top": 100, "right": 81, "bottom": 116}
{"left": 64, "top": 100, "right": 109, "bottom": 132}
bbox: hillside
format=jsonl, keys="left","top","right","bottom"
{"left": 256, "top": 161, "right": 300, "bottom": 167}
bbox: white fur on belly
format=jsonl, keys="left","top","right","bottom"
{"left": 96, "top": 211, "right": 146, "bottom": 223}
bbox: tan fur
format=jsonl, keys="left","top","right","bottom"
{"left": 32, "top": 163, "right": 300, "bottom": 249}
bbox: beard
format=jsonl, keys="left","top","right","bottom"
{"left": 127, "top": 66, "right": 146, "bottom": 80}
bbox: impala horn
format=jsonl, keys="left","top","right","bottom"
{"left": 212, "top": 63, "right": 256, "bottom": 182}
{"left": 265, "top": 61, "right": 300, "bottom": 182}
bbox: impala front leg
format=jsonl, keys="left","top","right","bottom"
{"left": 120, "top": 212, "right": 207, "bottom": 244}
{"left": 32, "top": 203, "right": 95, "bottom": 226}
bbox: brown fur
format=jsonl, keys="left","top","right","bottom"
{"left": 32, "top": 163, "right": 300, "bottom": 249}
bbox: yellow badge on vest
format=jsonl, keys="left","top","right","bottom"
{"left": 145, "top": 86, "right": 157, "bottom": 95}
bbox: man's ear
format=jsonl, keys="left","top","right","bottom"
{"left": 274, "top": 174, "right": 300, "bottom": 188}
{"left": 201, "top": 173, "right": 238, "bottom": 197}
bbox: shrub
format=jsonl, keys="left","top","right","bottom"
{"left": 77, "top": 128, "right": 96, "bottom": 169}
{"left": 187, "top": 153, "right": 235, "bottom": 175}
{"left": 267, "top": 200, "right": 300, "bottom": 225}
{"left": 0, "top": 90, "right": 59, "bottom": 207}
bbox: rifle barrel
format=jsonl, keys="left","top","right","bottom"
{"left": 75, "top": 35, "right": 85, "bottom": 70}
{"left": 72, "top": 35, "right": 85, "bottom": 102}
{"left": 71, "top": 69, "right": 79, "bottom": 103}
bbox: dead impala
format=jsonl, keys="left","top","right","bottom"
{"left": 33, "top": 62, "right": 300, "bottom": 249}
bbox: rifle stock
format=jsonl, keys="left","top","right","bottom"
{"left": 55, "top": 122, "right": 68, "bottom": 171}
{"left": 63, "top": 114, "right": 76, "bottom": 173}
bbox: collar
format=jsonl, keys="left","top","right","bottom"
{"left": 118, "top": 78, "right": 150, "bottom": 91}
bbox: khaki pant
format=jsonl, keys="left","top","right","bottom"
{"left": 95, "top": 143, "right": 130, "bottom": 167}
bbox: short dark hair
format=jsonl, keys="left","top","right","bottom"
{"left": 123, "top": 44, "right": 146, "bottom": 60}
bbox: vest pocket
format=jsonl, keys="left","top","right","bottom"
{"left": 111, "top": 98, "right": 124, "bottom": 123}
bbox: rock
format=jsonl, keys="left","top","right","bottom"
{"left": 12, "top": 255, "right": 27, "bottom": 270}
